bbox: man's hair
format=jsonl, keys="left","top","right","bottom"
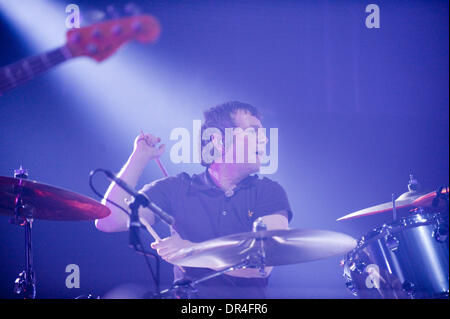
{"left": 200, "top": 101, "right": 262, "bottom": 167}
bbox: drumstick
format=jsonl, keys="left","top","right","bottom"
{"left": 155, "top": 158, "right": 169, "bottom": 178}
{"left": 143, "top": 134, "right": 185, "bottom": 273}
{"left": 137, "top": 129, "right": 164, "bottom": 242}
{"left": 139, "top": 216, "right": 161, "bottom": 241}
{"left": 137, "top": 130, "right": 171, "bottom": 242}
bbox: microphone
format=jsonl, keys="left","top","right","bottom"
{"left": 103, "top": 170, "right": 137, "bottom": 198}
{"left": 103, "top": 170, "right": 174, "bottom": 226}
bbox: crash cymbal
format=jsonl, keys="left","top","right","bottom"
{"left": 0, "top": 176, "right": 110, "bottom": 221}
{"left": 169, "top": 228, "right": 357, "bottom": 269}
{"left": 412, "top": 187, "right": 449, "bottom": 208}
{"left": 336, "top": 190, "right": 424, "bottom": 221}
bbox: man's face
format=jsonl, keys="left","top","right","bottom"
{"left": 221, "top": 109, "right": 268, "bottom": 174}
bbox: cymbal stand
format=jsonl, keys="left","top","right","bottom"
{"left": 159, "top": 248, "right": 268, "bottom": 299}
{"left": 10, "top": 167, "right": 36, "bottom": 299}
{"left": 159, "top": 218, "right": 269, "bottom": 299}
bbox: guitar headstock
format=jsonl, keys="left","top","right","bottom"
{"left": 66, "top": 15, "right": 161, "bottom": 62}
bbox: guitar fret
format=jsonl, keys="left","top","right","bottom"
{"left": 47, "top": 49, "right": 66, "bottom": 63}
{"left": 28, "top": 56, "right": 44, "bottom": 72}
{"left": 12, "top": 64, "right": 27, "bottom": 82}
{"left": 0, "top": 47, "right": 69, "bottom": 94}
{"left": 3, "top": 67, "right": 17, "bottom": 88}
{"left": 60, "top": 45, "right": 73, "bottom": 59}
{"left": 0, "top": 68, "right": 9, "bottom": 83}
{"left": 21, "top": 60, "right": 34, "bottom": 78}
{"left": 40, "top": 53, "right": 50, "bottom": 68}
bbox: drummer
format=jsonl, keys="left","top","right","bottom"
{"left": 95, "top": 101, "right": 293, "bottom": 299}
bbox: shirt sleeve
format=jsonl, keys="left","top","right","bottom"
{"left": 253, "top": 177, "right": 293, "bottom": 223}
{"left": 139, "top": 173, "right": 185, "bottom": 220}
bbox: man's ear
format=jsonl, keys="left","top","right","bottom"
{"left": 211, "top": 132, "right": 224, "bottom": 153}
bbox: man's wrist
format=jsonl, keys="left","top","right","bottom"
{"left": 129, "top": 150, "right": 154, "bottom": 165}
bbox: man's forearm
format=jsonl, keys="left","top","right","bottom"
{"left": 95, "top": 151, "right": 151, "bottom": 232}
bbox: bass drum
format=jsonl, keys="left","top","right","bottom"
{"left": 343, "top": 211, "right": 449, "bottom": 299}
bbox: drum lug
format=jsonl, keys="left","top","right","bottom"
{"left": 349, "top": 260, "right": 366, "bottom": 274}
{"left": 385, "top": 235, "right": 400, "bottom": 252}
{"left": 433, "top": 223, "right": 449, "bottom": 243}
{"left": 345, "top": 281, "right": 358, "bottom": 296}
{"left": 402, "top": 281, "right": 416, "bottom": 298}
{"left": 343, "top": 268, "right": 358, "bottom": 296}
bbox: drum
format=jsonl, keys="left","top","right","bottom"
{"left": 343, "top": 210, "right": 449, "bottom": 299}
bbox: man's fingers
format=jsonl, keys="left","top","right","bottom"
{"left": 144, "top": 136, "right": 160, "bottom": 146}
{"left": 156, "top": 246, "right": 179, "bottom": 257}
{"left": 158, "top": 144, "right": 166, "bottom": 152}
{"left": 137, "top": 132, "right": 161, "bottom": 146}
{"left": 150, "top": 241, "right": 161, "bottom": 249}
{"left": 150, "top": 236, "right": 171, "bottom": 249}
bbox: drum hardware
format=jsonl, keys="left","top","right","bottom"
{"left": 384, "top": 233, "right": 400, "bottom": 252}
{"left": 160, "top": 256, "right": 268, "bottom": 299}
{"left": 168, "top": 228, "right": 356, "bottom": 269}
{"left": 252, "top": 217, "right": 268, "bottom": 277}
{"left": 337, "top": 187, "right": 449, "bottom": 222}
{"left": 10, "top": 167, "right": 35, "bottom": 299}
{"left": 392, "top": 193, "right": 397, "bottom": 221}
{"left": 343, "top": 212, "right": 449, "bottom": 298}
{"left": 349, "top": 260, "right": 367, "bottom": 275}
{"left": 90, "top": 168, "right": 178, "bottom": 299}
{"left": 1, "top": 169, "right": 111, "bottom": 298}
{"left": 407, "top": 174, "right": 420, "bottom": 192}
{"left": 155, "top": 223, "right": 357, "bottom": 299}
{"left": 336, "top": 175, "right": 449, "bottom": 222}
{"left": 402, "top": 281, "right": 415, "bottom": 297}
{"left": 339, "top": 176, "right": 449, "bottom": 299}
{"left": 433, "top": 221, "right": 449, "bottom": 243}
{"left": 74, "top": 294, "right": 101, "bottom": 299}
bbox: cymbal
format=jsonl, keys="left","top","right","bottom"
{"left": 336, "top": 191, "right": 423, "bottom": 221}
{"left": 0, "top": 176, "right": 110, "bottom": 221}
{"left": 412, "top": 187, "right": 449, "bottom": 208}
{"left": 169, "top": 228, "right": 357, "bottom": 269}
{"left": 337, "top": 187, "right": 449, "bottom": 221}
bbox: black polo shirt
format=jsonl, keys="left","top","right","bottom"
{"left": 140, "top": 170, "right": 292, "bottom": 299}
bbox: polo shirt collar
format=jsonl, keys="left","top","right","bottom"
{"left": 190, "top": 169, "right": 257, "bottom": 195}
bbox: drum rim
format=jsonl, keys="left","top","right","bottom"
{"left": 345, "top": 211, "right": 447, "bottom": 260}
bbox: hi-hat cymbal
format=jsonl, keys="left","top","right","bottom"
{"left": 0, "top": 176, "right": 110, "bottom": 221}
{"left": 169, "top": 228, "right": 357, "bottom": 269}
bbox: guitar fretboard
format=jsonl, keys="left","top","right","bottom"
{"left": 0, "top": 47, "right": 70, "bottom": 95}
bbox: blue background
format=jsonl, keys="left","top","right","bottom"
{"left": 0, "top": 0, "right": 448, "bottom": 298}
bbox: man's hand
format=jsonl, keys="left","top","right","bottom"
{"left": 133, "top": 132, "right": 166, "bottom": 161}
{"left": 95, "top": 131, "right": 165, "bottom": 233}
{"left": 150, "top": 231, "right": 193, "bottom": 263}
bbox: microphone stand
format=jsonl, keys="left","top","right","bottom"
{"left": 127, "top": 193, "right": 148, "bottom": 250}
{"left": 98, "top": 158, "right": 174, "bottom": 298}
{"left": 102, "top": 169, "right": 173, "bottom": 298}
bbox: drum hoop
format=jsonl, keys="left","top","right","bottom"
{"left": 345, "top": 211, "right": 447, "bottom": 260}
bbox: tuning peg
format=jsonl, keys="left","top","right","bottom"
{"left": 106, "top": 5, "right": 121, "bottom": 19}
{"left": 84, "top": 9, "right": 106, "bottom": 23}
{"left": 124, "top": 2, "right": 142, "bottom": 15}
